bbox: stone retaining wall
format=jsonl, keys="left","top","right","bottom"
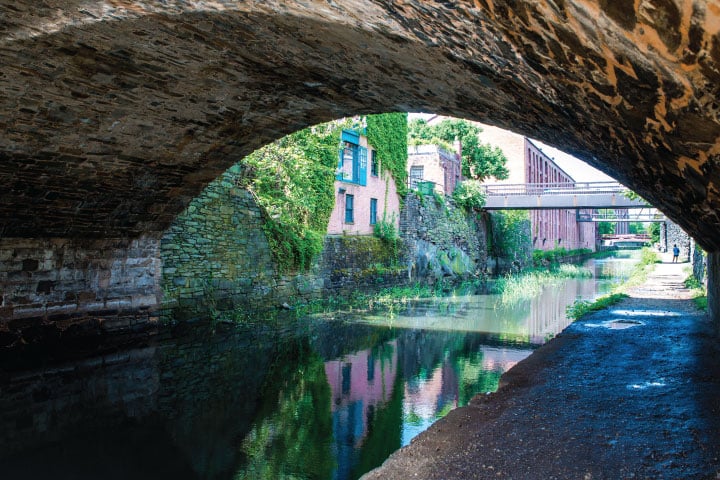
{"left": 0, "top": 237, "right": 161, "bottom": 339}
{"left": 662, "top": 221, "right": 691, "bottom": 261}
{"left": 400, "top": 192, "right": 487, "bottom": 281}
{"left": 160, "top": 172, "right": 409, "bottom": 320}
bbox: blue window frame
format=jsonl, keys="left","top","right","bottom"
{"left": 345, "top": 194, "right": 354, "bottom": 223}
{"left": 371, "top": 150, "right": 379, "bottom": 177}
{"left": 337, "top": 130, "right": 367, "bottom": 185}
{"left": 370, "top": 198, "right": 377, "bottom": 225}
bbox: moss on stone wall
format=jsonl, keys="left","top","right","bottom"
{"left": 400, "top": 191, "right": 486, "bottom": 281}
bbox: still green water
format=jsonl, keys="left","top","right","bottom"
{"left": 0, "top": 253, "right": 638, "bottom": 480}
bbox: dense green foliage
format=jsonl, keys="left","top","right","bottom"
{"left": 566, "top": 293, "right": 630, "bottom": 319}
{"left": 649, "top": 222, "right": 661, "bottom": 243}
{"left": 240, "top": 123, "right": 339, "bottom": 272}
{"left": 407, "top": 118, "right": 509, "bottom": 181}
{"left": 598, "top": 223, "right": 615, "bottom": 235}
{"left": 494, "top": 264, "right": 593, "bottom": 305}
{"left": 627, "top": 222, "right": 646, "bottom": 234}
{"left": 367, "top": 113, "right": 409, "bottom": 199}
{"left": 487, "top": 210, "right": 532, "bottom": 266}
{"left": 240, "top": 114, "right": 407, "bottom": 273}
{"left": 532, "top": 247, "right": 593, "bottom": 266}
{"left": 452, "top": 179, "right": 487, "bottom": 210}
{"left": 597, "top": 210, "right": 616, "bottom": 235}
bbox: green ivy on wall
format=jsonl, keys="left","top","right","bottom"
{"left": 239, "top": 114, "right": 407, "bottom": 273}
{"left": 240, "top": 122, "right": 341, "bottom": 272}
{"left": 488, "top": 210, "right": 532, "bottom": 265}
{"left": 366, "top": 112, "right": 408, "bottom": 200}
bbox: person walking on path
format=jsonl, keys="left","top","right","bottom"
{"left": 672, "top": 244, "right": 680, "bottom": 262}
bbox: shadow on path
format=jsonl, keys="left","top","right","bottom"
{"left": 363, "top": 261, "right": 720, "bottom": 479}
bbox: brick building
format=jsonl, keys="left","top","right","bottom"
{"left": 407, "top": 143, "right": 463, "bottom": 196}
{"left": 477, "top": 124, "right": 597, "bottom": 251}
{"left": 328, "top": 128, "right": 401, "bottom": 235}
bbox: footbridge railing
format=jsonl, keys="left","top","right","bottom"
{"left": 482, "top": 182, "right": 650, "bottom": 210}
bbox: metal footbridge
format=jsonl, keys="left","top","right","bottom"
{"left": 482, "top": 182, "right": 651, "bottom": 210}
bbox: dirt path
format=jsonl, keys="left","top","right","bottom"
{"left": 362, "top": 259, "right": 720, "bottom": 479}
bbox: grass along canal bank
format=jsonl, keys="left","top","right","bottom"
{"left": 362, "top": 254, "right": 720, "bottom": 480}
{"left": 566, "top": 247, "right": 661, "bottom": 320}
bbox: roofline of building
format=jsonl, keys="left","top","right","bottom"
{"left": 408, "top": 143, "right": 460, "bottom": 158}
{"left": 525, "top": 138, "right": 575, "bottom": 183}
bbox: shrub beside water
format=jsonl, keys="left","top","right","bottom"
{"left": 494, "top": 264, "right": 592, "bottom": 305}
{"left": 683, "top": 269, "right": 707, "bottom": 311}
{"left": 566, "top": 247, "right": 660, "bottom": 320}
{"left": 566, "top": 293, "right": 630, "bottom": 319}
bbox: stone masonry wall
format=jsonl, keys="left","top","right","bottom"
{"left": 400, "top": 192, "right": 486, "bottom": 282}
{"left": 161, "top": 170, "right": 408, "bottom": 319}
{"left": 666, "top": 221, "right": 691, "bottom": 262}
{"left": 0, "top": 237, "right": 161, "bottom": 339}
{"left": 692, "top": 241, "right": 706, "bottom": 286}
{"left": 160, "top": 167, "right": 286, "bottom": 317}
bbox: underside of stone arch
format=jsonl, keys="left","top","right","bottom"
{"left": 1, "top": 1, "right": 720, "bottom": 322}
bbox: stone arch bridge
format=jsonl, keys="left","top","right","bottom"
{"left": 1, "top": 1, "right": 720, "bottom": 329}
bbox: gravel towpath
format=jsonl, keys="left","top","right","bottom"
{"left": 362, "top": 259, "right": 720, "bottom": 479}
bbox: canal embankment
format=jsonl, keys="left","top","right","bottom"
{"left": 362, "top": 257, "right": 720, "bottom": 479}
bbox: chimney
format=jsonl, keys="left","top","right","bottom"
{"left": 453, "top": 136, "right": 462, "bottom": 156}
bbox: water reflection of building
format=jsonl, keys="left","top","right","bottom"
{"left": 400, "top": 345, "right": 530, "bottom": 445}
{"left": 525, "top": 278, "right": 598, "bottom": 343}
{"left": 324, "top": 341, "right": 398, "bottom": 479}
{"left": 478, "top": 346, "right": 528, "bottom": 371}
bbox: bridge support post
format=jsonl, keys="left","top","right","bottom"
{"left": 707, "top": 251, "right": 720, "bottom": 334}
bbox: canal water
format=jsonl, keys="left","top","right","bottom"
{"left": 0, "top": 253, "right": 639, "bottom": 479}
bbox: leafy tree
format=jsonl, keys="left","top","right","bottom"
{"left": 597, "top": 209, "right": 616, "bottom": 235}
{"left": 408, "top": 118, "right": 509, "bottom": 181}
{"left": 240, "top": 123, "right": 339, "bottom": 272}
{"left": 597, "top": 222, "right": 615, "bottom": 235}
{"left": 628, "top": 222, "right": 647, "bottom": 234}
{"left": 452, "top": 179, "right": 486, "bottom": 210}
{"left": 648, "top": 222, "right": 661, "bottom": 243}
{"left": 488, "top": 210, "right": 532, "bottom": 266}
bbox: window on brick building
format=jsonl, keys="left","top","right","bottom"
{"left": 410, "top": 166, "right": 424, "bottom": 189}
{"left": 370, "top": 198, "right": 377, "bottom": 225}
{"left": 345, "top": 194, "right": 354, "bottom": 223}
{"left": 370, "top": 150, "right": 379, "bottom": 177}
{"left": 337, "top": 130, "right": 367, "bottom": 185}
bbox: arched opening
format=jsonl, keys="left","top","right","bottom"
{"left": 2, "top": 3, "right": 720, "bottom": 478}
{"left": 1, "top": 2, "right": 719, "bottom": 324}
